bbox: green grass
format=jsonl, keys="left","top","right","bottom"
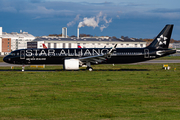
{"left": 0, "top": 64, "right": 180, "bottom": 119}
{"left": 0, "top": 57, "right": 4, "bottom": 62}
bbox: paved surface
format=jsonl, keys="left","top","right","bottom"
{"left": 0, "top": 62, "right": 22, "bottom": 66}
{"left": 139, "top": 60, "right": 180, "bottom": 63}
{"left": 0, "top": 63, "right": 61, "bottom": 66}
{"left": 0, "top": 60, "right": 180, "bottom": 67}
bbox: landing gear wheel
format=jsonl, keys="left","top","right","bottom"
{"left": 22, "top": 64, "right": 25, "bottom": 72}
{"left": 86, "top": 67, "right": 93, "bottom": 71}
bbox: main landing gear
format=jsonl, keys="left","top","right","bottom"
{"left": 86, "top": 67, "right": 93, "bottom": 71}
{"left": 86, "top": 62, "right": 93, "bottom": 71}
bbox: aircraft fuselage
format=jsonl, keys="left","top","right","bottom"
{"left": 3, "top": 48, "right": 176, "bottom": 65}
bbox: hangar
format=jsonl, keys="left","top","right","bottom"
{"left": 27, "top": 36, "right": 146, "bottom": 49}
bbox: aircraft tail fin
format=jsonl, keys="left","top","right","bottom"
{"left": 78, "top": 45, "right": 82, "bottom": 48}
{"left": 42, "top": 44, "right": 47, "bottom": 49}
{"left": 147, "top": 24, "right": 173, "bottom": 49}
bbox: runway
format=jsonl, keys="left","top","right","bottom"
{"left": 139, "top": 60, "right": 180, "bottom": 63}
{"left": 0, "top": 60, "right": 180, "bottom": 66}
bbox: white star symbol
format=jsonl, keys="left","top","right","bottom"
{"left": 157, "top": 35, "right": 168, "bottom": 46}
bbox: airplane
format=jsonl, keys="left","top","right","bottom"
{"left": 3, "top": 24, "right": 176, "bottom": 71}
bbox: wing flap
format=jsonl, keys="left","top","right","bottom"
{"left": 79, "top": 55, "right": 107, "bottom": 63}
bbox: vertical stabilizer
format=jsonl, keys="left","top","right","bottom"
{"left": 147, "top": 25, "right": 173, "bottom": 49}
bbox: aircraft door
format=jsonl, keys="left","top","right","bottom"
{"left": 144, "top": 49, "right": 149, "bottom": 58}
{"left": 20, "top": 50, "right": 25, "bottom": 59}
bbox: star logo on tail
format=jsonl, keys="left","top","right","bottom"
{"left": 157, "top": 35, "right": 168, "bottom": 46}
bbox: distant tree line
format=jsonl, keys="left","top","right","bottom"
{"left": 142, "top": 38, "right": 180, "bottom": 43}
{"left": 49, "top": 34, "right": 62, "bottom": 37}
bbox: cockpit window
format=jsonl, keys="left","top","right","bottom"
{"left": 9, "top": 53, "right": 16, "bottom": 56}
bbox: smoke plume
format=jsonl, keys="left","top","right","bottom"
{"left": 77, "top": 11, "right": 112, "bottom": 31}
{"left": 67, "top": 14, "right": 80, "bottom": 27}
{"left": 100, "top": 15, "right": 112, "bottom": 31}
{"left": 78, "top": 17, "right": 98, "bottom": 28}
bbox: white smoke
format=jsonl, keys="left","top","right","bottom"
{"left": 103, "top": 15, "right": 112, "bottom": 24}
{"left": 100, "top": 25, "right": 106, "bottom": 32}
{"left": 77, "top": 11, "right": 112, "bottom": 31}
{"left": 96, "top": 11, "right": 103, "bottom": 24}
{"left": 100, "top": 15, "right": 112, "bottom": 31}
{"left": 78, "top": 17, "right": 98, "bottom": 29}
{"left": 67, "top": 14, "right": 80, "bottom": 27}
{"left": 78, "top": 12, "right": 102, "bottom": 29}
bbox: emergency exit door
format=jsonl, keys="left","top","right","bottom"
{"left": 144, "top": 49, "right": 149, "bottom": 58}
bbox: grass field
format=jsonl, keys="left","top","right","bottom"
{"left": 0, "top": 63, "right": 180, "bottom": 120}
{"left": 0, "top": 57, "right": 3, "bottom": 62}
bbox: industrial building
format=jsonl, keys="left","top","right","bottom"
{"left": 172, "top": 43, "right": 180, "bottom": 49}
{"left": 27, "top": 36, "right": 146, "bottom": 49}
{"left": 27, "top": 27, "right": 146, "bottom": 49}
{"left": 0, "top": 26, "right": 146, "bottom": 55}
{"left": 0, "top": 27, "right": 35, "bottom": 55}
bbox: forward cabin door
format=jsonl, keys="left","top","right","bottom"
{"left": 20, "top": 50, "right": 25, "bottom": 59}
{"left": 144, "top": 49, "right": 149, "bottom": 58}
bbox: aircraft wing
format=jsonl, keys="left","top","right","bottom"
{"left": 79, "top": 54, "right": 107, "bottom": 64}
{"left": 79, "top": 44, "right": 117, "bottom": 64}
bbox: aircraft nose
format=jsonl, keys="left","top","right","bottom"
{"left": 3, "top": 56, "right": 10, "bottom": 63}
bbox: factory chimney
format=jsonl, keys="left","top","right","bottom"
{"left": 77, "top": 28, "right": 79, "bottom": 39}
{"left": 62, "top": 27, "right": 67, "bottom": 38}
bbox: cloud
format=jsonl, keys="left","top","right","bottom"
{"left": 1, "top": 0, "right": 180, "bottom": 21}
{"left": 120, "top": 2, "right": 148, "bottom": 7}
{"left": 0, "top": 0, "right": 77, "bottom": 17}
{"left": 20, "top": 5, "right": 74, "bottom": 16}
{"left": 0, "top": 7, "right": 17, "bottom": 13}
{"left": 81, "top": 1, "right": 113, "bottom": 6}
{"left": 151, "top": 8, "right": 180, "bottom": 13}
{"left": 146, "top": 8, "right": 180, "bottom": 19}
{"left": 30, "top": 0, "right": 43, "bottom": 3}
{"left": 0, "top": 0, "right": 18, "bottom": 13}
{"left": 22, "top": 6, "right": 54, "bottom": 14}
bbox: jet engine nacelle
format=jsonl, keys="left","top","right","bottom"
{"left": 63, "top": 59, "right": 79, "bottom": 70}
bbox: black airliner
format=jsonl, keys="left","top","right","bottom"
{"left": 3, "top": 25, "right": 176, "bottom": 71}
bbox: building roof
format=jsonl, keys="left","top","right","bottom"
{"left": 2, "top": 32, "right": 35, "bottom": 38}
{"left": 33, "top": 37, "right": 145, "bottom": 43}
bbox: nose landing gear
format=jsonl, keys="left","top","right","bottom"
{"left": 22, "top": 64, "right": 25, "bottom": 71}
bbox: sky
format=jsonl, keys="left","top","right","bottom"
{"left": 0, "top": 0, "right": 180, "bottom": 40}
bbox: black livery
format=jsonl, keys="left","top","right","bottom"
{"left": 3, "top": 25, "right": 176, "bottom": 71}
